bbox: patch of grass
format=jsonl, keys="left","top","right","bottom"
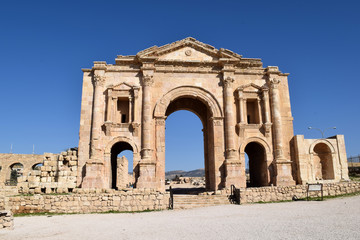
{"left": 349, "top": 176, "right": 360, "bottom": 182}
{"left": 10, "top": 192, "right": 71, "bottom": 197}
{"left": 14, "top": 208, "right": 162, "bottom": 217}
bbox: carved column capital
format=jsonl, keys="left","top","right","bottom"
{"left": 223, "top": 76, "right": 234, "bottom": 88}
{"left": 237, "top": 88, "right": 244, "bottom": 99}
{"left": 155, "top": 117, "right": 166, "bottom": 126}
{"left": 93, "top": 75, "right": 106, "bottom": 87}
{"left": 269, "top": 78, "right": 281, "bottom": 89}
{"left": 142, "top": 75, "right": 154, "bottom": 87}
{"left": 210, "top": 117, "right": 223, "bottom": 126}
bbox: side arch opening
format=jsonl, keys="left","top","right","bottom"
{"left": 244, "top": 142, "right": 268, "bottom": 187}
{"left": 110, "top": 141, "right": 134, "bottom": 189}
{"left": 313, "top": 143, "right": 334, "bottom": 180}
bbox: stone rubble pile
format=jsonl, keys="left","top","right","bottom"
{"left": 0, "top": 210, "right": 13, "bottom": 230}
{"left": 16, "top": 149, "right": 78, "bottom": 194}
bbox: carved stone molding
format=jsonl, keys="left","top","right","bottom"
{"left": 142, "top": 75, "right": 154, "bottom": 87}
{"left": 93, "top": 75, "right": 106, "bottom": 87}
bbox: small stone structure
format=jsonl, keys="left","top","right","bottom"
{"left": 0, "top": 210, "right": 13, "bottom": 230}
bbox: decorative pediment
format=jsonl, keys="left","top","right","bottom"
{"left": 238, "top": 83, "right": 262, "bottom": 93}
{"left": 136, "top": 37, "right": 242, "bottom": 62}
{"left": 112, "top": 82, "right": 133, "bottom": 91}
{"left": 108, "top": 82, "right": 140, "bottom": 98}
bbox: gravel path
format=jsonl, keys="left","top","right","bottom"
{"left": 1, "top": 195, "right": 360, "bottom": 240}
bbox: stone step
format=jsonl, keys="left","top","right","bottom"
{"left": 172, "top": 194, "right": 232, "bottom": 209}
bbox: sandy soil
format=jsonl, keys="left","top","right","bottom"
{"left": 1, "top": 195, "right": 359, "bottom": 240}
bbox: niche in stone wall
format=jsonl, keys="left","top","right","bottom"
{"left": 246, "top": 99, "right": 260, "bottom": 124}
{"left": 104, "top": 82, "right": 140, "bottom": 136}
{"left": 313, "top": 143, "right": 334, "bottom": 180}
{"left": 116, "top": 97, "right": 129, "bottom": 123}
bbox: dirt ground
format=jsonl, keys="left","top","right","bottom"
{"left": 1, "top": 195, "right": 360, "bottom": 240}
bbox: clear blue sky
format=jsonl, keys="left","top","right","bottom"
{"left": 1, "top": 0, "right": 359, "bottom": 171}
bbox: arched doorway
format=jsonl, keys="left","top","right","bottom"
{"left": 313, "top": 143, "right": 334, "bottom": 180}
{"left": 110, "top": 142, "right": 134, "bottom": 189}
{"left": 165, "top": 97, "right": 209, "bottom": 192}
{"left": 154, "top": 86, "right": 224, "bottom": 191}
{"left": 8, "top": 163, "right": 24, "bottom": 185}
{"left": 165, "top": 109, "right": 205, "bottom": 193}
{"left": 244, "top": 142, "right": 268, "bottom": 187}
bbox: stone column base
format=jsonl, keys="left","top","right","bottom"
{"left": 136, "top": 161, "right": 157, "bottom": 189}
{"left": 81, "top": 160, "right": 107, "bottom": 189}
{"left": 274, "top": 160, "right": 296, "bottom": 186}
{"left": 224, "top": 160, "right": 245, "bottom": 188}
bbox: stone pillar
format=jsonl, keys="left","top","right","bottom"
{"left": 137, "top": 74, "right": 157, "bottom": 189}
{"left": 223, "top": 76, "right": 236, "bottom": 160}
{"left": 244, "top": 99, "right": 248, "bottom": 124}
{"left": 257, "top": 98, "right": 263, "bottom": 124}
{"left": 263, "top": 89, "right": 270, "bottom": 124}
{"left": 237, "top": 89, "right": 245, "bottom": 125}
{"left": 262, "top": 88, "right": 272, "bottom": 137}
{"left": 133, "top": 88, "right": 139, "bottom": 122}
{"left": 82, "top": 73, "right": 107, "bottom": 188}
{"left": 141, "top": 75, "right": 153, "bottom": 160}
{"left": 112, "top": 97, "right": 117, "bottom": 123}
{"left": 106, "top": 89, "right": 112, "bottom": 122}
{"left": 222, "top": 76, "right": 241, "bottom": 188}
{"left": 90, "top": 74, "right": 105, "bottom": 159}
{"left": 128, "top": 96, "right": 133, "bottom": 123}
{"left": 155, "top": 117, "right": 166, "bottom": 191}
{"left": 269, "top": 78, "right": 295, "bottom": 186}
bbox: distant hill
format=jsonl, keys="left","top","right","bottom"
{"left": 165, "top": 168, "right": 205, "bottom": 180}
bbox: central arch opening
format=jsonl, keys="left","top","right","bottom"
{"left": 165, "top": 97, "right": 211, "bottom": 193}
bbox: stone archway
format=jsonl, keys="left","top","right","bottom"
{"left": 154, "top": 86, "right": 224, "bottom": 191}
{"left": 239, "top": 137, "right": 273, "bottom": 187}
{"left": 104, "top": 137, "right": 140, "bottom": 189}
{"left": 310, "top": 140, "right": 335, "bottom": 180}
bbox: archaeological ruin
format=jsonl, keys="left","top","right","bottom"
{"left": 0, "top": 38, "right": 355, "bottom": 215}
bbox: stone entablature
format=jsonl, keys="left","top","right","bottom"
{"left": 76, "top": 37, "right": 348, "bottom": 191}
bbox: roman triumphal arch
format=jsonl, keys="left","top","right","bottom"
{"left": 78, "top": 37, "right": 349, "bottom": 191}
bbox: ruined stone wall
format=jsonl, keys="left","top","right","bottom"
{"left": 239, "top": 181, "right": 360, "bottom": 204}
{"left": 0, "top": 154, "right": 43, "bottom": 186}
{"left": 16, "top": 149, "right": 78, "bottom": 194}
{"left": 4, "top": 190, "right": 169, "bottom": 214}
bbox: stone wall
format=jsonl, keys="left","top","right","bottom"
{"left": 4, "top": 189, "right": 169, "bottom": 214}
{"left": 239, "top": 181, "right": 360, "bottom": 203}
{"left": 0, "top": 210, "right": 13, "bottom": 230}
